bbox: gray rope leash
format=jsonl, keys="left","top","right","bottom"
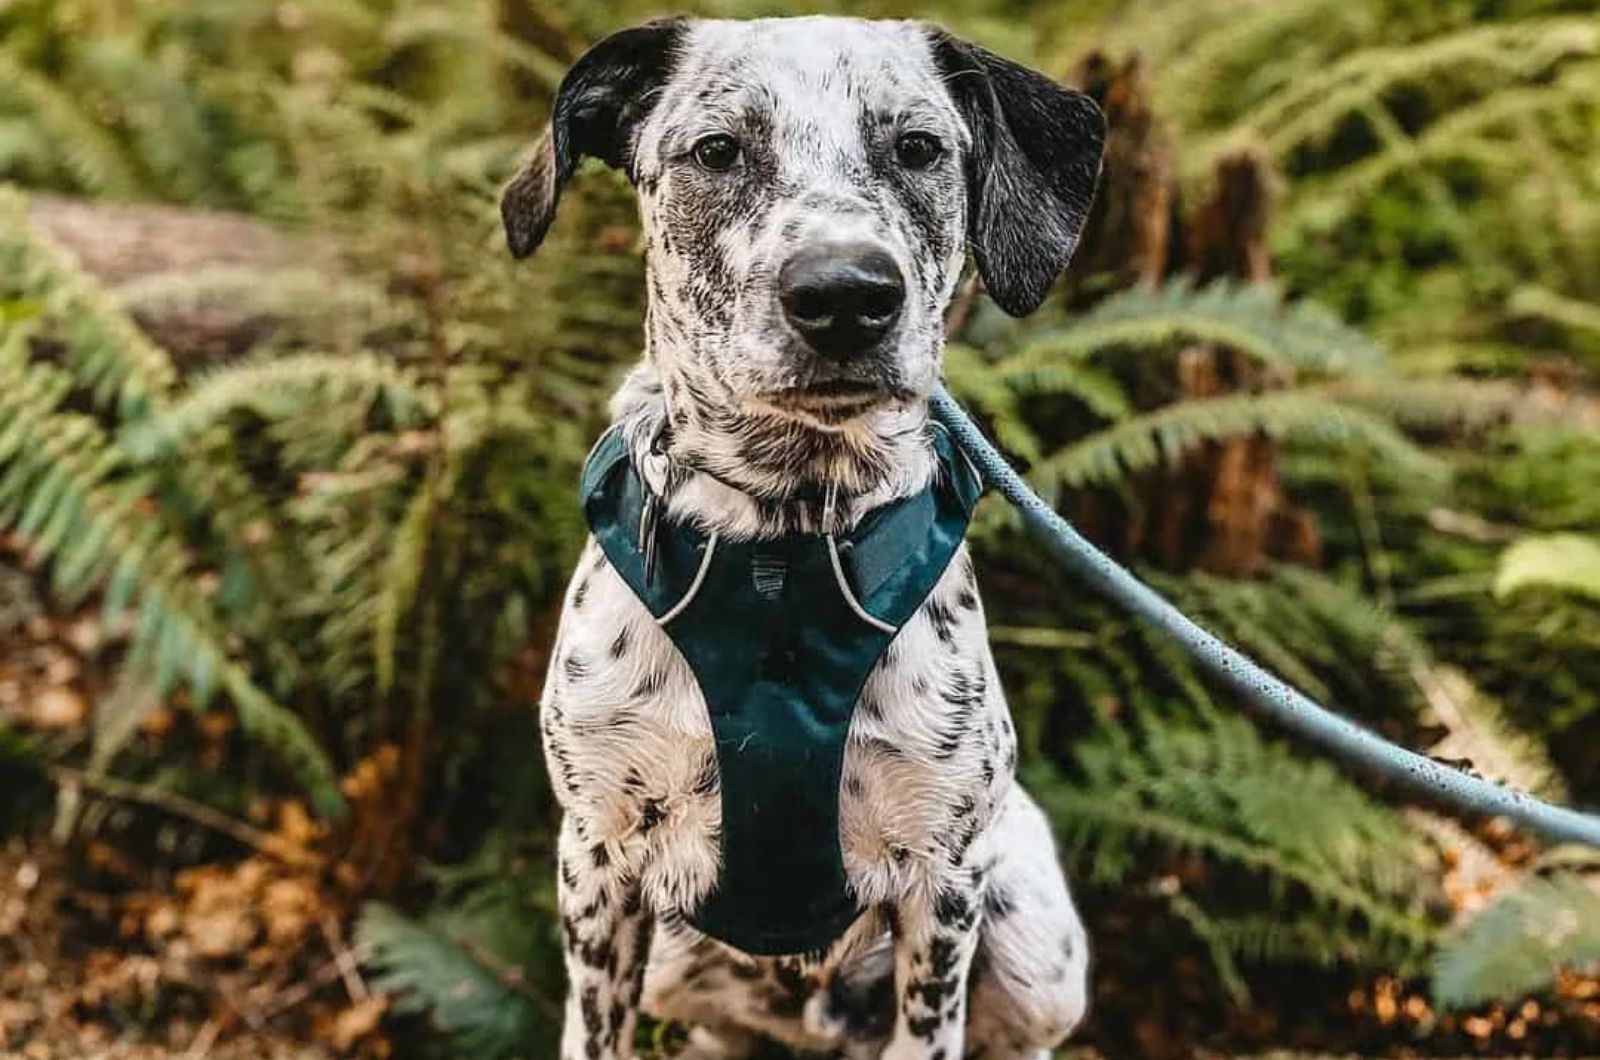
{"left": 930, "top": 384, "right": 1600, "bottom": 848}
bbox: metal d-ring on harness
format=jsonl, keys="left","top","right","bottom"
{"left": 928, "top": 385, "right": 1600, "bottom": 849}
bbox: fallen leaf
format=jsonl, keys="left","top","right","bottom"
{"left": 329, "top": 995, "right": 388, "bottom": 1053}
{"left": 30, "top": 687, "right": 85, "bottom": 728}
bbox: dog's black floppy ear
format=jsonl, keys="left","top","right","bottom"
{"left": 927, "top": 31, "right": 1106, "bottom": 316}
{"left": 501, "top": 18, "right": 686, "bottom": 259}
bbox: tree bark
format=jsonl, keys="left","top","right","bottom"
{"left": 1068, "top": 54, "right": 1320, "bottom": 576}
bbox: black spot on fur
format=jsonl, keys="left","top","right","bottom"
{"left": 685, "top": 752, "right": 718, "bottom": 798}
{"left": 580, "top": 984, "right": 603, "bottom": 1037}
{"left": 908, "top": 1011, "right": 944, "bottom": 1039}
{"left": 631, "top": 663, "right": 667, "bottom": 699}
{"left": 929, "top": 933, "right": 961, "bottom": 978}
{"left": 935, "top": 888, "right": 973, "bottom": 929}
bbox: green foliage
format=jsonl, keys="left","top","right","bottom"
{"left": 1000, "top": 280, "right": 1389, "bottom": 381}
{"left": 358, "top": 827, "right": 568, "bottom": 1058}
{"left": 1031, "top": 389, "right": 1440, "bottom": 495}
{"left": 0, "top": 194, "right": 341, "bottom": 809}
{"left": 360, "top": 905, "right": 548, "bottom": 1059}
{"left": 1495, "top": 533, "right": 1600, "bottom": 602}
{"left": 1039, "top": 707, "right": 1439, "bottom": 971}
{"left": 1434, "top": 871, "right": 1600, "bottom": 1009}
{"left": 1096, "top": 1, "right": 1600, "bottom": 368}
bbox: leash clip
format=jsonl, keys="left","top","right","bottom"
{"left": 639, "top": 490, "right": 661, "bottom": 586}
{"left": 637, "top": 441, "right": 672, "bottom": 587}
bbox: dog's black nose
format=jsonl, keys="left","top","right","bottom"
{"left": 779, "top": 243, "right": 905, "bottom": 358}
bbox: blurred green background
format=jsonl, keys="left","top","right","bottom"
{"left": 1, "top": 0, "right": 1598, "bottom": 1057}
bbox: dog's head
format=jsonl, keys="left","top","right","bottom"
{"left": 504, "top": 16, "right": 1103, "bottom": 447}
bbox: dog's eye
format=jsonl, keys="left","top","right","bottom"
{"left": 894, "top": 131, "right": 943, "bottom": 170}
{"left": 692, "top": 134, "right": 741, "bottom": 172}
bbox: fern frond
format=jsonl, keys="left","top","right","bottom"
{"left": 1166, "top": 891, "right": 1252, "bottom": 1004}
{"left": 1038, "top": 709, "right": 1439, "bottom": 957}
{"left": 0, "top": 338, "right": 339, "bottom": 811}
{"left": 1028, "top": 388, "right": 1442, "bottom": 495}
{"left": 1286, "top": 65, "right": 1600, "bottom": 223}
{"left": 0, "top": 186, "right": 176, "bottom": 415}
{"left": 1001, "top": 281, "right": 1388, "bottom": 380}
{"left": 374, "top": 479, "right": 438, "bottom": 696}
{"left": 1325, "top": 378, "right": 1540, "bottom": 433}
{"left": 1208, "top": 909, "right": 1420, "bottom": 970}
{"left": 123, "top": 352, "right": 434, "bottom": 460}
{"left": 943, "top": 342, "right": 1043, "bottom": 463}
{"left": 0, "top": 55, "right": 144, "bottom": 197}
{"left": 1001, "top": 361, "right": 1131, "bottom": 422}
{"left": 382, "top": 10, "right": 567, "bottom": 93}
{"left": 1415, "top": 665, "right": 1568, "bottom": 802}
{"left": 76, "top": 37, "right": 228, "bottom": 204}
{"left": 1434, "top": 873, "right": 1600, "bottom": 1008}
{"left": 358, "top": 902, "right": 543, "bottom": 1060}
{"left": 1219, "top": 17, "right": 1600, "bottom": 157}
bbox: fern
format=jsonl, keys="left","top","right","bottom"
{"left": 359, "top": 903, "right": 545, "bottom": 1059}
{"left": 1434, "top": 872, "right": 1600, "bottom": 1009}
{"left": 1038, "top": 707, "right": 1440, "bottom": 971}
{"left": 1509, "top": 286, "right": 1600, "bottom": 345}
{"left": 1028, "top": 388, "right": 1441, "bottom": 495}
{"left": 1226, "top": 18, "right": 1600, "bottom": 160}
{"left": 0, "top": 335, "right": 341, "bottom": 811}
{"left": 0, "top": 186, "right": 176, "bottom": 415}
{"left": 122, "top": 352, "right": 434, "bottom": 461}
{"left": 999, "top": 280, "right": 1389, "bottom": 381}
{"left": 1287, "top": 65, "right": 1600, "bottom": 230}
{"left": 75, "top": 37, "right": 229, "bottom": 205}
{"left": 383, "top": 9, "right": 568, "bottom": 93}
{"left": 0, "top": 54, "right": 144, "bottom": 197}
{"left": 1326, "top": 378, "right": 1543, "bottom": 433}
{"left": 943, "top": 341, "right": 1044, "bottom": 463}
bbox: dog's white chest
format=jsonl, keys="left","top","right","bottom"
{"left": 540, "top": 540, "right": 1015, "bottom": 918}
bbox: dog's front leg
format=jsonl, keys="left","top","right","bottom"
{"left": 557, "top": 818, "right": 652, "bottom": 1060}
{"left": 882, "top": 866, "right": 987, "bottom": 1060}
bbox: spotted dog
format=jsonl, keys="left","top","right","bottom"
{"left": 503, "top": 16, "right": 1105, "bottom": 1060}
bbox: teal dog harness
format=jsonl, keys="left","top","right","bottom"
{"left": 580, "top": 425, "right": 981, "bottom": 956}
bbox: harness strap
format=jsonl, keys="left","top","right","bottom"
{"left": 581, "top": 423, "right": 981, "bottom": 955}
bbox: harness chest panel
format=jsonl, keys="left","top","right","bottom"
{"left": 579, "top": 428, "right": 980, "bottom": 956}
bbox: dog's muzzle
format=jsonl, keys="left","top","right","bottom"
{"left": 778, "top": 241, "right": 905, "bottom": 360}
